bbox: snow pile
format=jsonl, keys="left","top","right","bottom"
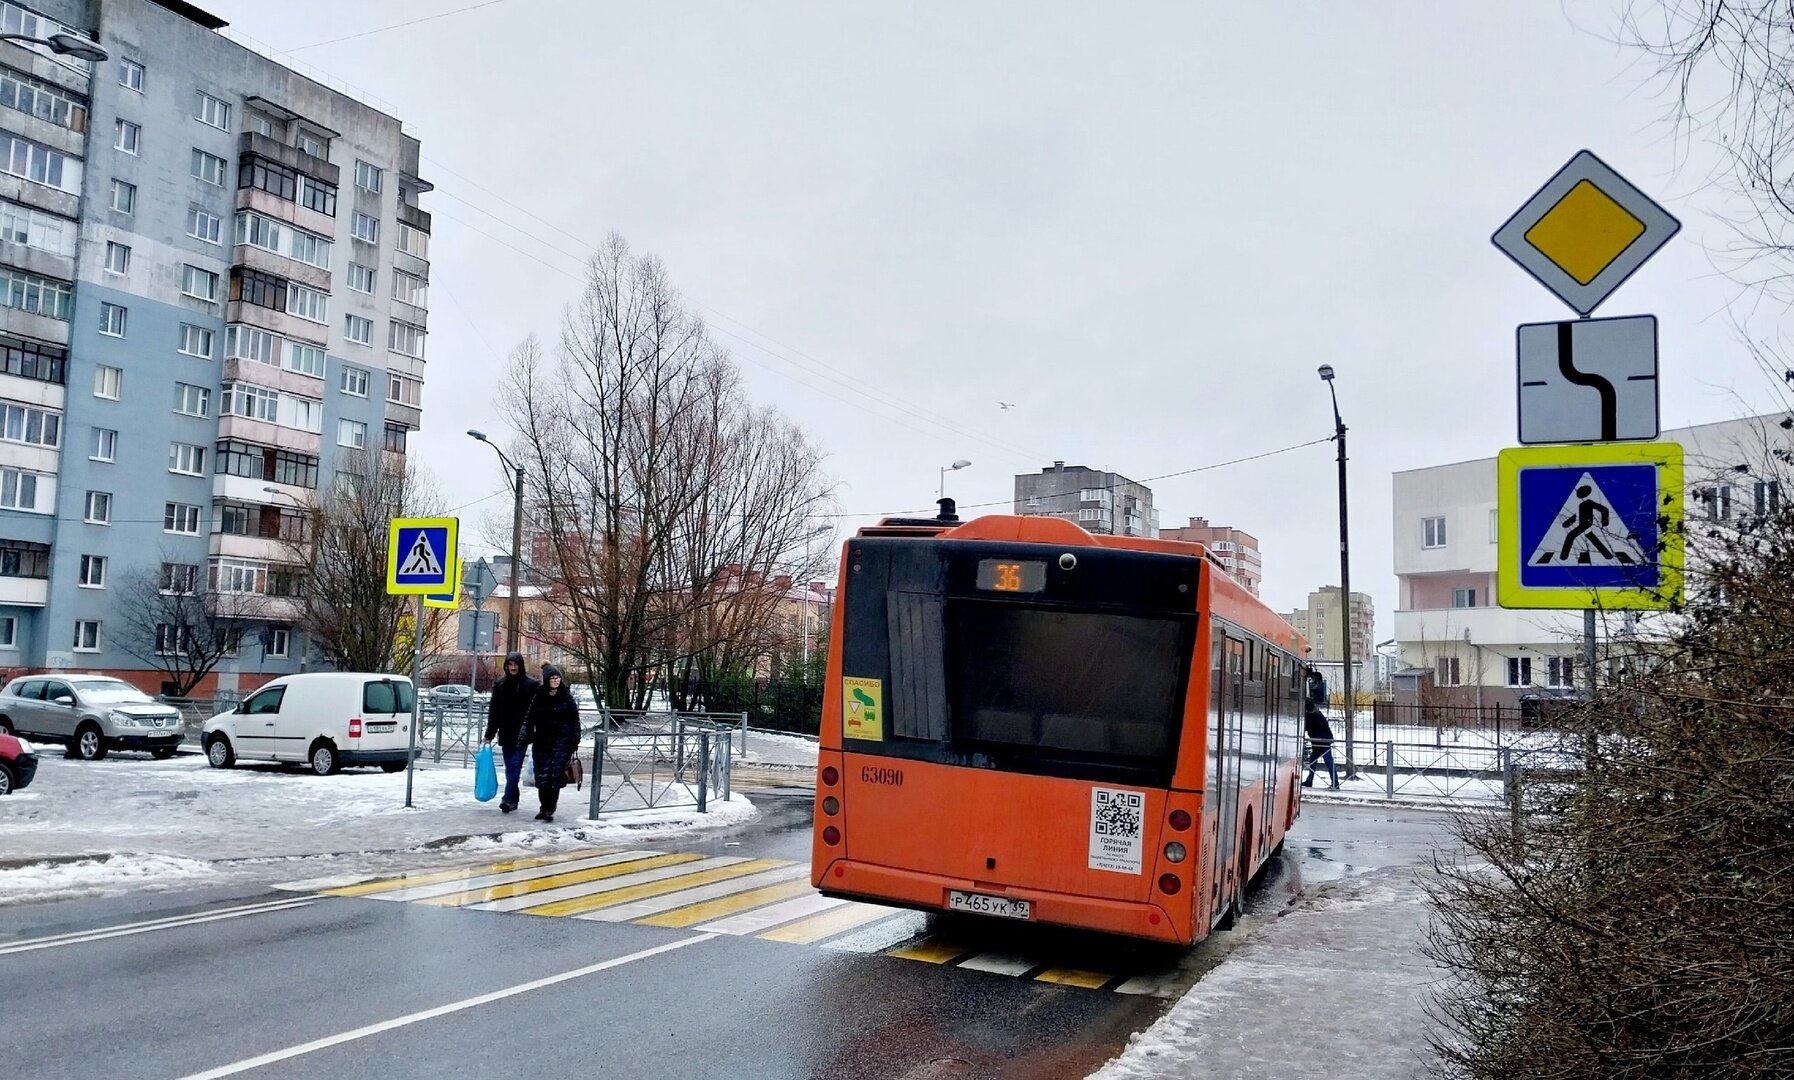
{"left": 740, "top": 730, "right": 819, "bottom": 767}
{"left": 0, "top": 853, "right": 221, "bottom": 906}
{"left": 1091, "top": 867, "right": 1442, "bottom": 1080}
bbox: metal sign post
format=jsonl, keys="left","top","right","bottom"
{"left": 406, "top": 593, "right": 423, "bottom": 808}
{"left": 388, "top": 517, "right": 459, "bottom": 809}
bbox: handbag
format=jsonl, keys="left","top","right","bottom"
{"left": 473, "top": 744, "right": 498, "bottom": 802}
{"left": 565, "top": 752, "right": 584, "bottom": 791}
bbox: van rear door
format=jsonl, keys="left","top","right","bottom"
{"left": 358, "top": 679, "right": 412, "bottom": 752}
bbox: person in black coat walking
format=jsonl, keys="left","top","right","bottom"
{"left": 525, "top": 664, "right": 581, "bottom": 822}
{"left": 1302, "top": 702, "right": 1339, "bottom": 789}
{"left": 483, "top": 651, "right": 538, "bottom": 814}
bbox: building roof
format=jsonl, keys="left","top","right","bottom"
{"left": 150, "top": 0, "right": 229, "bottom": 30}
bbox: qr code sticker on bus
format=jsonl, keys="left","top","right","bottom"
{"left": 1089, "top": 787, "right": 1145, "bottom": 874}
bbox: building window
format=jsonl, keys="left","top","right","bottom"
{"left": 387, "top": 373, "right": 421, "bottom": 407}
{"left": 354, "top": 159, "right": 382, "bottom": 192}
{"left": 169, "top": 442, "right": 207, "bottom": 476}
{"left": 348, "top": 263, "right": 375, "bottom": 293}
{"left": 1755, "top": 480, "right": 1781, "bottom": 517}
{"left": 1547, "top": 656, "right": 1576, "bottom": 689}
{"left": 392, "top": 270, "right": 427, "bottom": 309}
{"left": 388, "top": 320, "right": 426, "bottom": 359}
{"left": 103, "top": 241, "right": 129, "bottom": 274}
{"left": 191, "top": 148, "right": 227, "bottom": 185}
{"left": 178, "top": 323, "right": 214, "bottom": 359}
{"left": 174, "top": 383, "right": 210, "bottom": 418}
{"left": 210, "top": 558, "right": 266, "bottom": 595}
{"left": 1505, "top": 656, "right": 1532, "bottom": 688}
{"left": 0, "top": 198, "right": 75, "bottom": 256}
{"left": 289, "top": 227, "right": 330, "bottom": 269}
{"left": 0, "top": 131, "right": 81, "bottom": 193}
{"left": 296, "top": 131, "right": 326, "bottom": 158}
{"left": 164, "top": 501, "right": 202, "bottom": 535}
{"left": 1451, "top": 587, "right": 1478, "bottom": 609}
{"left": 0, "top": 267, "right": 73, "bottom": 319}
{"left": 119, "top": 58, "right": 143, "bottom": 92}
{"left": 1697, "top": 485, "right": 1733, "bottom": 521}
{"left": 159, "top": 562, "right": 198, "bottom": 594}
{"left": 0, "top": 65, "right": 88, "bottom": 131}
{"left": 285, "top": 283, "right": 328, "bottom": 324}
{"left": 84, "top": 490, "right": 110, "bottom": 524}
{"left": 264, "top": 627, "right": 290, "bottom": 658}
{"left": 187, "top": 205, "right": 221, "bottom": 244}
{"left": 1422, "top": 516, "right": 1447, "bottom": 548}
{"left": 231, "top": 267, "right": 287, "bottom": 311}
{"left": 114, "top": 118, "right": 139, "bottom": 155}
{"left": 1076, "top": 507, "right": 1107, "bottom": 522}
{"left": 350, "top": 211, "right": 378, "bottom": 243}
{"left": 154, "top": 623, "right": 188, "bottom": 655}
{"left": 181, "top": 264, "right": 219, "bottom": 303}
{"left": 239, "top": 155, "right": 296, "bottom": 201}
{"left": 98, "top": 302, "right": 126, "bottom": 337}
{"left": 72, "top": 620, "right": 100, "bottom": 652}
{"left": 214, "top": 439, "right": 319, "bottom": 489}
{"left": 345, "top": 314, "right": 372, "bottom": 345}
{"left": 225, "top": 324, "right": 278, "bottom": 366}
{"left": 110, "top": 178, "right": 134, "bottom": 213}
{"left": 383, "top": 423, "right": 407, "bottom": 454}
{"left": 0, "top": 615, "right": 14, "bottom": 647}
{"left": 337, "top": 418, "right": 365, "bottom": 449}
{"left": 1435, "top": 656, "right": 1461, "bottom": 687}
{"left": 299, "top": 173, "right": 336, "bottom": 217}
{"left": 0, "top": 539, "right": 48, "bottom": 577}
{"left": 194, "top": 90, "right": 230, "bottom": 130}
{"left": 235, "top": 209, "right": 282, "bottom": 252}
{"left": 396, "top": 223, "right": 428, "bottom": 258}
{"left": 340, "top": 366, "right": 369, "bottom": 396}
{"left": 220, "top": 382, "right": 279, "bottom": 423}
{"left": 0, "top": 400, "right": 58, "bottom": 447}
{"left": 90, "top": 427, "right": 116, "bottom": 462}
{"left": 93, "top": 365, "right": 121, "bottom": 399}
{"left": 286, "top": 342, "right": 325, "bottom": 378}
{"left": 78, "top": 553, "right": 106, "bottom": 588}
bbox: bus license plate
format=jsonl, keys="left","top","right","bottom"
{"left": 947, "top": 891, "right": 1032, "bottom": 920}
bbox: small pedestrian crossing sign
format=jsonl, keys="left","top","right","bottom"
{"left": 386, "top": 517, "right": 458, "bottom": 595}
{"left": 1497, "top": 443, "right": 1683, "bottom": 610}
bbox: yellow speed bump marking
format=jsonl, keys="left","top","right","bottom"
{"left": 1034, "top": 967, "right": 1113, "bottom": 989}
{"left": 633, "top": 877, "right": 816, "bottom": 928}
{"left": 521, "top": 859, "right": 787, "bottom": 918}
{"left": 887, "top": 941, "right": 972, "bottom": 965}
{"left": 417, "top": 853, "right": 702, "bottom": 908}
{"left": 758, "top": 901, "right": 896, "bottom": 945}
{"left": 320, "top": 850, "right": 616, "bottom": 897}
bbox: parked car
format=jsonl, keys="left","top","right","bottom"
{"left": 203, "top": 673, "right": 421, "bottom": 776}
{"left": 0, "top": 732, "right": 37, "bottom": 795}
{"left": 0, "top": 675, "right": 184, "bottom": 760}
{"left": 429, "top": 684, "right": 474, "bottom": 703}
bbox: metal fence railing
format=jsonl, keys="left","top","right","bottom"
{"left": 586, "top": 727, "right": 733, "bottom": 819}
{"left": 595, "top": 709, "right": 750, "bottom": 760}
{"left": 1324, "top": 740, "right": 1581, "bottom": 803}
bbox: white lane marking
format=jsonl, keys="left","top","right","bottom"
{"left": 470, "top": 855, "right": 749, "bottom": 913}
{"left": 692, "top": 890, "right": 847, "bottom": 936}
{"left": 574, "top": 864, "right": 809, "bottom": 922}
{"left": 957, "top": 953, "right": 1038, "bottom": 976}
{"left": 369, "top": 851, "right": 662, "bottom": 903}
{"left": 177, "top": 934, "right": 717, "bottom": 1080}
{"left": 0, "top": 899, "right": 313, "bottom": 956}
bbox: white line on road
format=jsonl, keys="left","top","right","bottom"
{"left": 0, "top": 897, "right": 315, "bottom": 956}
{"left": 177, "top": 933, "right": 717, "bottom": 1080}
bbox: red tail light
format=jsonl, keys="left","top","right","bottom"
{"left": 821, "top": 766, "right": 839, "bottom": 786}
{"left": 1158, "top": 873, "right": 1182, "bottom": 896}
{"left": 1168, "top": 809, "right": 1192, "bottom": 831}
{"left": 349, "top": 717, "right": 362, "bottom": 738}
{"left": 822, "top": 825, "right": 841, "bottom": 845}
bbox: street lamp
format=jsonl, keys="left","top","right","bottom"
{"left": 939, "top": 459, "right": 971, "bottom": 500}
{"left": 468, "top": 430, "right": 525, "bottom": 656}
{"left": 1318, "top": 364, "right": 1358, "bottom": 778}
{"left": 0, "top": 31, "right": 108, "bottom": 61}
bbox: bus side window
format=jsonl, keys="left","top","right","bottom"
{"left": 889, "top": 591, "right": 948, "bottom": 741}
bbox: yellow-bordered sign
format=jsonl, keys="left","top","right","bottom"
{"left": 1497, "top": 442, "right": 1683, "bottom": 610}
{"left": 423, "top": 556, "right": 463, "bottom": 609}
{"left": 387, "top": 517, "right": 458, "bottom": 596}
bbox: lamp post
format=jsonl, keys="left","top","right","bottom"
{"left": 468, "top": 431, "right": 524, "bottom": 655}
{"left": 939, "top": 459, "right": 971, "bottom": 500}
{"left": 1318, "top": 364, "right": 1358, "bottom": 778}
{"left": 0, "top": 31, "right": 108, "bottom": 61}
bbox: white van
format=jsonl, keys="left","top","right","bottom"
{"left": 202, "top": 673, "right": 422, "bottom": 776}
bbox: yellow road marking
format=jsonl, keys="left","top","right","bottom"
{"left": 1034, "top": 967, "right": 1112, "bottom": 989}
{"left": 416, "top": 853, "right": 700, "bottom": 907}
{"left": 758, "top": 901, "right": 895, "bottom": 945}
{"left": 522, "top": 859, "right": 788, "bottom": 917}
{"left": 887, "top": 941, "right": 972, "bottom": 965}
{"left": 633, "top": 878, "right": 817, "bottom": 928}
{"left": 321, "top": 850, "right": 616, "bottom": 897}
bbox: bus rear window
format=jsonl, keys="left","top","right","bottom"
{"left": 944, "top": 601, "right": 1192, "bottom": 783}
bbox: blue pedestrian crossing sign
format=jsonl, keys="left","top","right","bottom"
{"left": 1497, "top": 443, "right": 1683, "bottom": 610}
{"left": 386, "top": 517, "right": 458, "bottom": 595}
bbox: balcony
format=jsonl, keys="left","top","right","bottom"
{"left": 232, "top": 243, "right": 330, "bottom": 293}
{"left": 216, "top": 415, "right": 321, "bottom": 455}
{"left": 1394, "top": 606, "right": 1586, "bottom": 650}
{"left": 209, "top": 532, "right": 290, "bottom": 563}
{"left": 238, "top": 132, "right": 340, "bottom": 185}
{"left": 234, "top": 187, "right": 337, "bottom": 243}
{"left": 397, "top": 201, "right": 431, "bottom": 234}
{"left": 225, "top": 301, "right": 328, "bottom": 348}
{"left": 222, "top": 356, "right": 324, "bottom": 397}
{"left": 385, "top": 402, "right": 422, "bottom": 429}
{"left": 0, "top": 575, "right": 46, "bottom": 607}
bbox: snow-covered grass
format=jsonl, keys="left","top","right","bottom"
{"left": 0, "top": 753, "right": 758, "bottom": 906}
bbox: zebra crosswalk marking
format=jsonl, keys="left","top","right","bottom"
{"left": 416, "top": 853, "right": 701, "bottom": 908}
{"left": 887, "top": 941, "right": 972, "bottom": 964}
{"left": 473, "top": 855, "right": 732, "bottom": 914}
{"left": 757, "top": 900, "right": 894, "bottom": 944}
{"left": 1034, "top": 967, "right": 1112, "bottom": 989}
{"left": 956, "top": 953, "right": 1039, "bottom": 976}
{"left": 689, "top": 891, "right": 846, "bottom": 937}
{"left": 629, "top": 876, "right": 816, "bottom": 929}
{"left": 320, "top": 850, "right": 608, "bottom": 897}
{"left": 573, "top": 865, "right": 808, "bottom": 925}
{"left": 365, "top": 851, "right": 655, "bottom": 904}
{"left": 520, "top": 858, "right": 784, "bottom": 918}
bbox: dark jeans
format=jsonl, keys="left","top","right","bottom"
{"left": 1305, "top": 745, "right": 1339, "bottom": 787}
{"left": 501, "top": 745, "right": 527, "bottom": 808}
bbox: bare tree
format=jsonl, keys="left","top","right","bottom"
{"left": 110, "top": 555, "right": 271, "bottom": 697}
{"left": 285, "top": 449, "right": 450, "bottom": 674}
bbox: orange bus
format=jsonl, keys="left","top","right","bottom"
{"left": 810, "top": 509, "right": 1307, "bottom": 944}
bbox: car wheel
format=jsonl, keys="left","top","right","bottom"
{"left": 151, "top": 747, "right": 178, "bottom": 760}
{"left": 205, "top": 734, "right": 235, "bottom": 769}
{"left": 0, "top": 761, "right": 13, "bottom": 795}
{"left": 309, "top": 740, "right": 339, "bottom": 776}
{"left": 380, "top": 761, "right": 406, "bottom": 773}
{"left": 76, "top": 723, "right": 107, "bottom": 761}
{"left": 0, "top": 716, "right": 13, "bottom": 736}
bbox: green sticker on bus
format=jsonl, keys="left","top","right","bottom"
{"left": 843, "top": 677, "right": 883, "bottom": 741}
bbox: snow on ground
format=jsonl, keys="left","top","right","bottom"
{"left": 1091, "top": 866, "right": 1443, "bottom": 1080}
{"left": 0, "top": 753, "right": 758, "bottom": 906}
{"left": 740, "top": 729, "right": 819, "bottom": 767}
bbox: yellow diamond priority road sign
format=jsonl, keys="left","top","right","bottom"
{"left": 1492, "top": 150, "right": 1679, "bottom": 316}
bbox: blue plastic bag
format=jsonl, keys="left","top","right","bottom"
{"left": 473, "top": 744, "right": 498, "bottom": 803}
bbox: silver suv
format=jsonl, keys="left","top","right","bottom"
{"left": 0, "top": 676, "right": 184, "bottom": 761}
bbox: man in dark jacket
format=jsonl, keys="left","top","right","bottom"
{"left": 483, "top": 651, "right": 538, "bottom": 813}
{"left": 526, "top": 663, "right": 582, "bottom": 823}
{"left": 1302, "top": 702, "right": 1339, "bottom": 789}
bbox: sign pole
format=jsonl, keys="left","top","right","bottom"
{"left": 406, "top": 592, "right": 423, "bottom": 809}
{"left": 1583, "top": 608, "right": 1597, "bottom": 696}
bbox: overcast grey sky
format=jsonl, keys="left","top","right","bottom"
{"left": 208, "top": 0, "right": 1768, "bottom": 630}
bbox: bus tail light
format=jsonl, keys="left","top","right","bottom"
{"left": 1164, "top": 842, "right": 1187, "bottom": 863}
{"left": 822, "top": 825, "right": 841, "bottom": 846}
{"left": 349, "top": 717, "right": 362, "bottom": 739}
{"left": 1168, "top": 809, "right": 1191, "bottom": 832}
{"left": 1158, "top": 873, "right": 1182, "bottom": 896}
{"left": 821, "top": 766, "right": 839, "bottom": 787}
{"left": 822, "top": 796, "right": 839, "bottom": 815}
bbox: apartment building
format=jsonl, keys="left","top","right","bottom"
{"left": 0, "top": 0, "right": 430, "bottom": 694}
{"left": 1158, "top": 515, "right": 1262, "bottom": 595}
{"left": 1280, "top": 585, "right": 1373, "bottom": 667}
{"left": 1013, "top": 461, "right": 1158, "bottom": 537}
{"left": 1390, "top": 414, "right": 1786, "bottom": 708}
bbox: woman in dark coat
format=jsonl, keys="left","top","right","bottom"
{"left": 525, "top": 664, "right": 581, "bottom": 822}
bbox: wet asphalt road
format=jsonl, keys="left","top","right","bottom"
{"left": 0, "top": 796, "right": 1455, "bottom": 1080}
